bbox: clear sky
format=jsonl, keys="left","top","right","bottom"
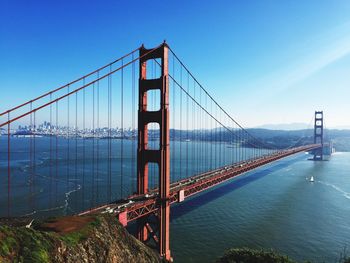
{"left": 1, "top": 0, "right": 350, "bottom": 128}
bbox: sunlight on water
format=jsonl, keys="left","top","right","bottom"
{"left": 170, "top": 152, "right": 350, "bottom": 263}
{"left": 1, "top": 136, "right": 349, "bottom": 262}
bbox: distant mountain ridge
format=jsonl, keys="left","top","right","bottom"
{"left": 256, "top": 123, "right": 309, "bottom": 130}
{"left": 256, "top": 123, "right": 350, "bottom": 131}
{"left": 168, "top": 127, "right": 350, "bottom": 151}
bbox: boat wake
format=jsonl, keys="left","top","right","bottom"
{"left": 23, "top": 204, "right": 66, "bottom": 217}
{"left": 63, "top": 183, "right": 82, "bottom": 214}
{"left": 23, "top": 181, "right": 82, "bottom": 217}
{"left": 318, "top": 181, "right": 350, "bottom": 200}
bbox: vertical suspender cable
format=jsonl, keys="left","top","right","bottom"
{"left": 30, "top": 103, "right": 33, "bottom": 212}
{"left": 107, "top": 72, "right": 110, "bottom": 203}
{"left": 199, "top": 86, "right": 202, "bottom": 173}
{"left": 7, "top": 113, "right": 10, "bottom": 217}
{"left": 240, "top": 128, "right": 242, "bottom": 162}
{"left": 194, "top": 80, "right": 196, "bottom": 174}
{"left": 186, "top": 72, "right": 189, "bottom": 178}
{"left": 242, "top": 130, "right": 245, "bottom": 161}
{"left": 179, "top": 66, "right": 182, "bottom": 179}
{"left": 171, "top": 54, "right": 175, "bottom": 183}
{"left": 121, "top": 58, "right": 124, "bottom": 197}
{"left": 108, "top": 66, "right": 112, "bottom": 202}
{"left": 244, "top": 131, "right": 246, "bottom": 161}
{"left": 97, "top": 72, "right": 100, "bottom": 202}
{"left": 152, "top": 60, "right": 155, "bottom": 188}
{"left": 155, "top": 60, "right": 157, "bottom": 186}
{"left": 205, "top": 95, "right": 208, "bottom": 171}
{"left": 132, "top": 55, "right": 136, "bottom": 192}
{"left": 210, "top": 100, "right": 213, "bottom": 170}
{"left": 214, "top": 105, "right": 218, "bottom": 169}
{"left": 50, "top": 93, "right": 53, "bottom": 209}
{"left": 231, "top": 122, "right": 234, "bottom": 164}
{"left": 219, "top": 109, "right": 222, "bottom": 167}
{"left": 75, "top": 92, "right": 78, "bottom": 211}
{"left": 55, "top": 101, "right": 58, "bottom": 207}
{"left": 92, "top": 83, "right": 95, "bottom": 207}
{"left": 82, "top": 79, "right": 86, "bottom": 210}
{"left": 232, "top": 123, "right": 235, "bottom": 163}
{"left": 33, "top": 111, "right": 36, "bottom": 213}
{"left": 66, "top": 85, "right": 70, "bottom": 209}
{"left": 194, "top": 80, "right": 197, "bottom": 174}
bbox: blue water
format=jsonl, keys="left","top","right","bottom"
{"left": 0, "top": 137, "right": 269, "bottom": 217}
{"left": 170, "top": 152, "right": 350, "bottom": 262}
{"left": 1, "top": 137, "right": 349, "bottom": 262}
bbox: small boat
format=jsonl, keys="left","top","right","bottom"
{"left": 310, "top": 176, "right": 314, "bottom": 182}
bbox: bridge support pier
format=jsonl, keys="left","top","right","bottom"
{"left": 313, "top": 111, "right": 324, "bottom": 161}
{"left": 137, "top": 43, "right": 171, "bottom": 261}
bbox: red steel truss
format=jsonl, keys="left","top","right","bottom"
{"left": 82, "top": 144, "right": 321, "bottom": 230}
{"left": 119, "top": 144, "right": 321, "bottom": 222}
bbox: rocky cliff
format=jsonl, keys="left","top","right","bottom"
{"left": 0, "top": 214, "right": 161, "bottom": 263}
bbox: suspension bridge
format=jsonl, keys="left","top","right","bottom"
{"left": 0, "top": 42, "right": 328, "bottom": 261}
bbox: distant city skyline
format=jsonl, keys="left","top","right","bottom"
{"left": 1, "top": 1, "right": 350, "bottom": 128}
{"left": 2, "top": 120, "right": 350, "bottom": 136}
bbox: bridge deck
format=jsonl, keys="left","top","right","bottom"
{"left": 80, "top": 144, "right": 321, "bottom": 225}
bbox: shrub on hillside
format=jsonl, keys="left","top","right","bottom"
{"left": 215, "top": 247, "right": 295, "bottom": 263}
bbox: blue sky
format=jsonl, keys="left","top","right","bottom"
{"left": 1, "top": 0, "right": 350, "bottom": 128}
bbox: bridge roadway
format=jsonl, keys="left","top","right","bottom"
{"left": 80, "top": 144, "right": 321, "bottom": 226}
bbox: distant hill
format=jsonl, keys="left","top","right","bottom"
{"left": 167, "top": 128, "right": 350, "bottom": 152}
{"left": 256, "top": 123, "right": 309, "bottom": 130}
{"left": 332, "top": 125, "right": 350, "bottom": 130}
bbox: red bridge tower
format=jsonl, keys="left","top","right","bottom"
{"left": 313, "top": 111, "right": 324, "bottom": 160}
{"left": 137, "top": 43, "right": 171, "bottom": 261}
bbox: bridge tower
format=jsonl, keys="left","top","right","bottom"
{"left": 137, "top": 43, "right": 171, "bottom": 261}
{"left": 313, "top": 111, "right": 324, "bottom": 160}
